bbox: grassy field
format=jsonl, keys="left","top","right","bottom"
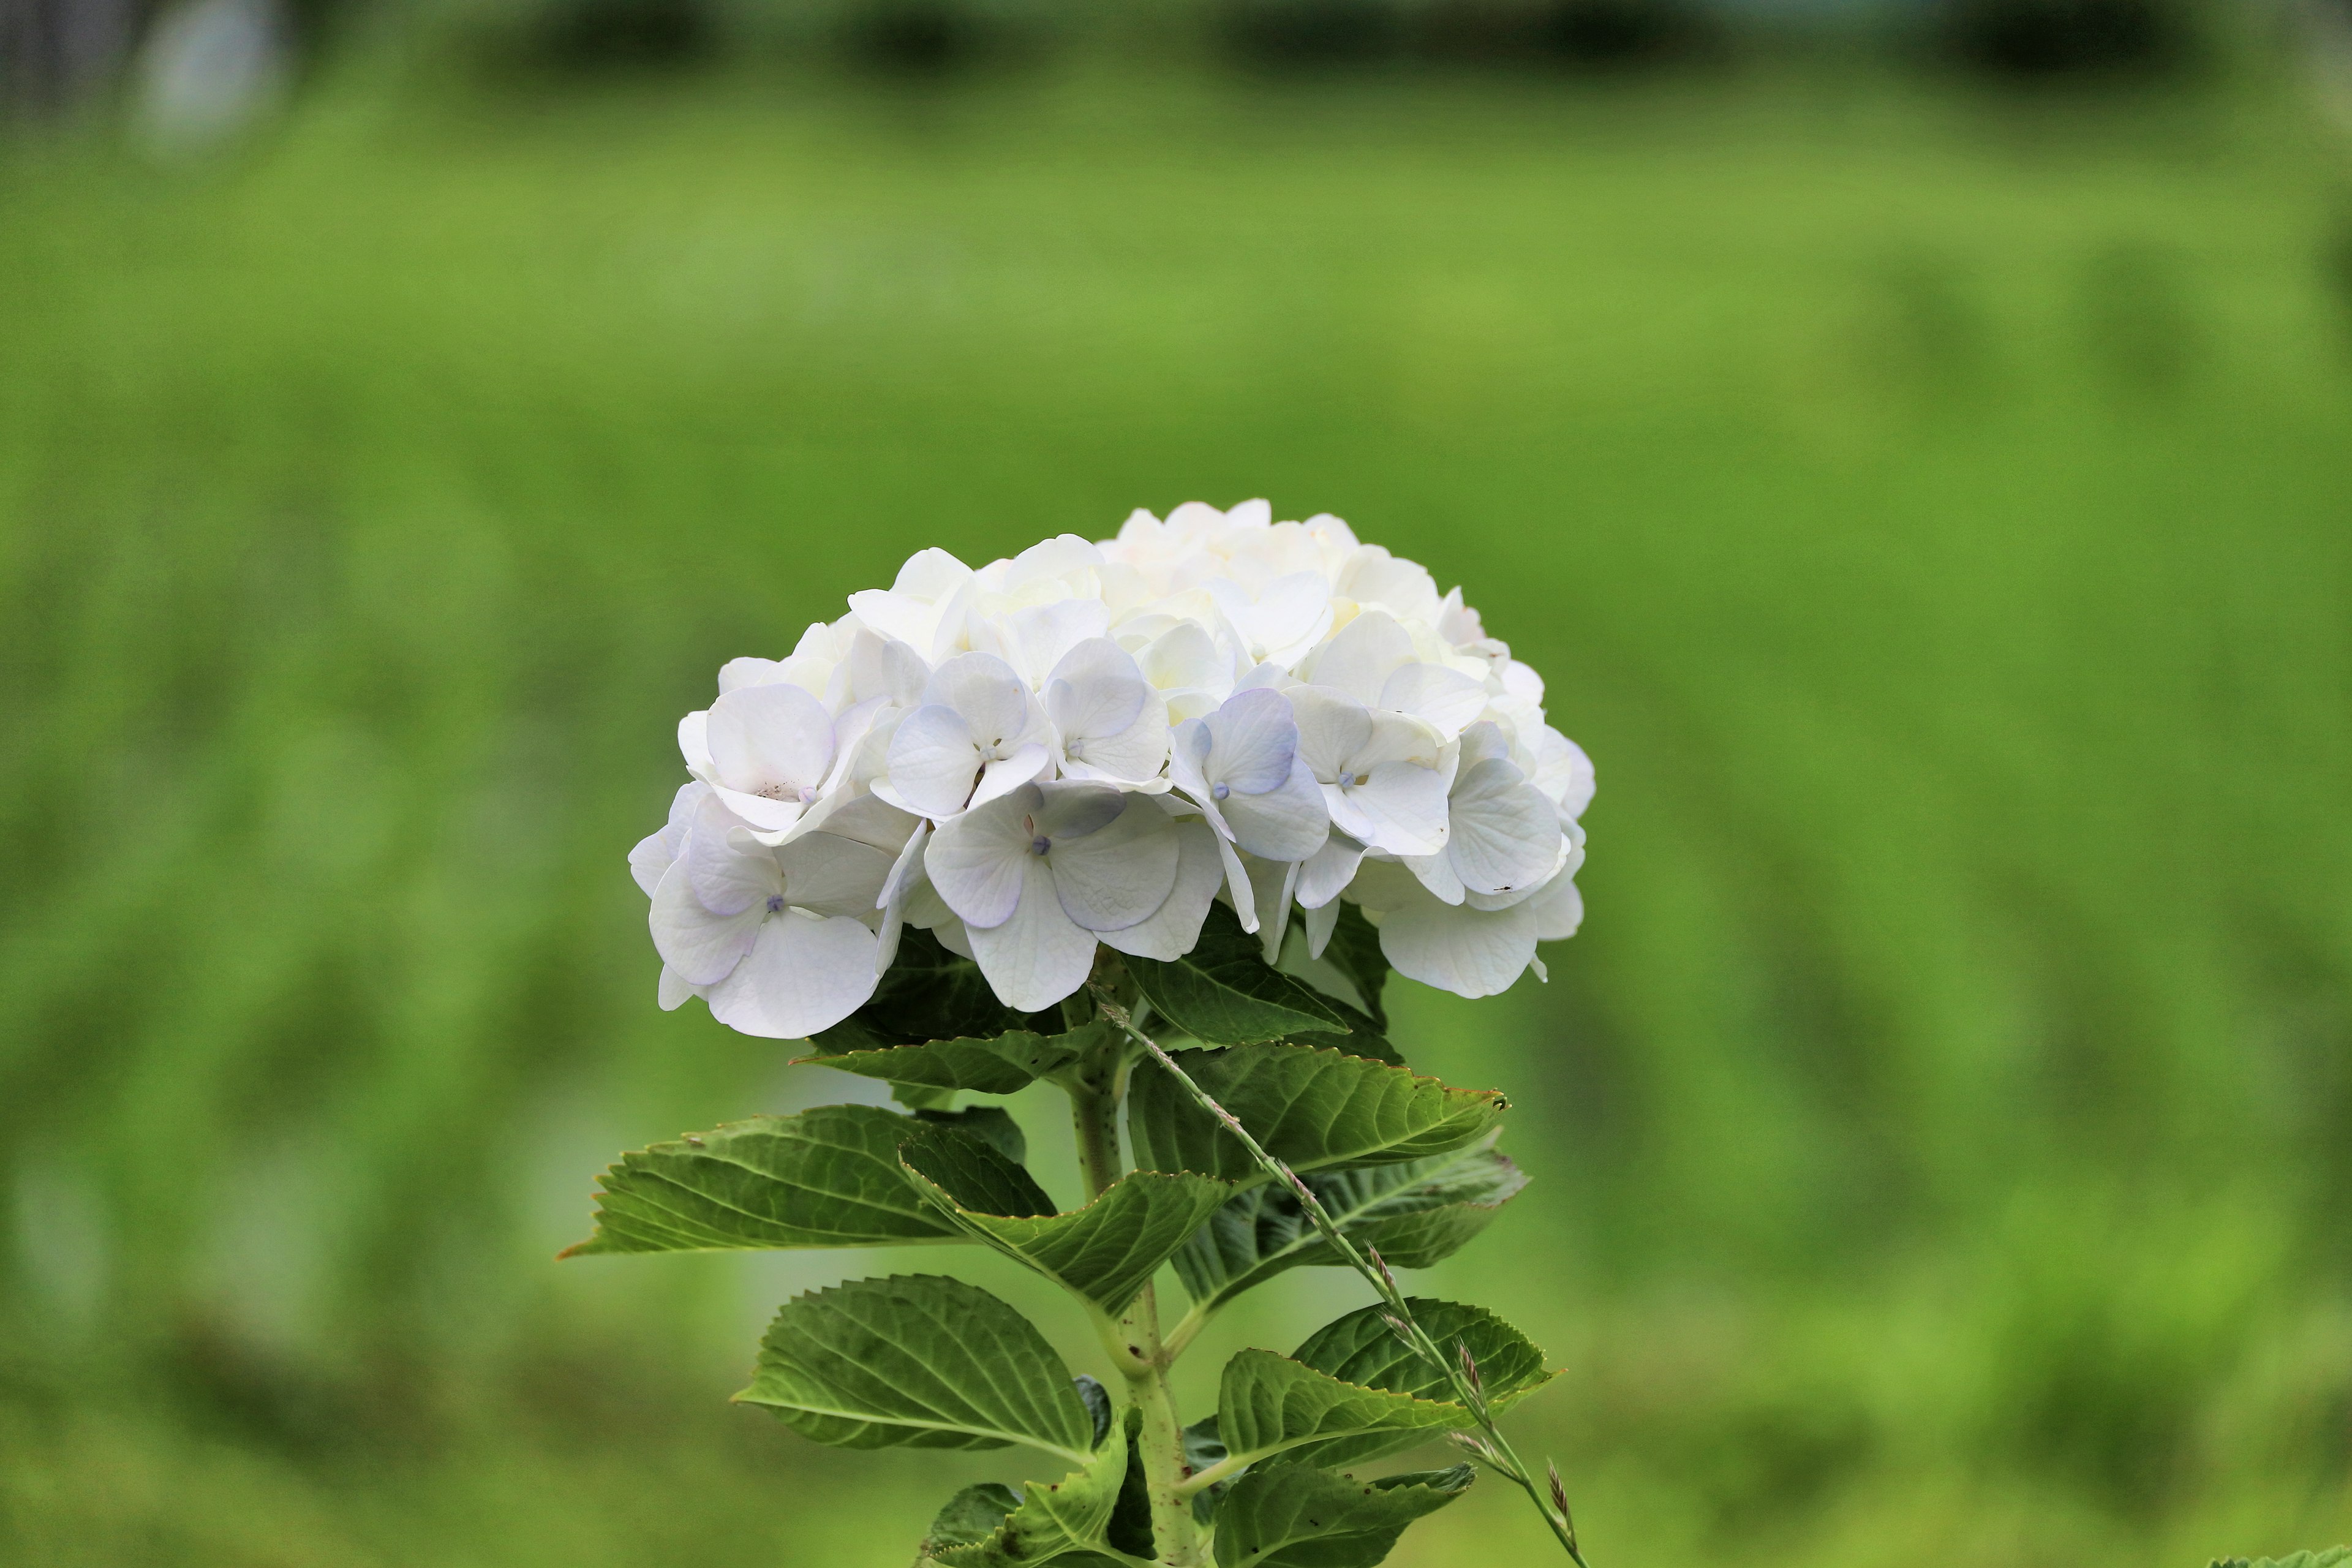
{"left": 2, "top": 54, "right": 2350, "bottom": 1566}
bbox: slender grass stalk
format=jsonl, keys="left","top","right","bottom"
{"left": 1092, "top": 990, "right": 1591, "bottom": 1567}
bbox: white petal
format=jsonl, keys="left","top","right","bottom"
{"left": 1202, "top": 687, "right": 1299, "bottom": 795}
{"left": 1379, "top": 663, "right": 1488, "bottom": 739}
{"left": 1535, "top": 727, "right": 1596, "bottom": 820}
{"left": 967, "top": 856, "right": 1099, "bottom": 1011}
{"left": 925, "top": 787, "right": 1041, "bottom": 929}
{"left": 649, "top": 860, "right": 765, "bottom": 985}
{"left": 1217, "top": 756, "right": 1330, "bottom": 863}
{"left": 629, "top": 782, "right": 709, "bottom": 896}
{"left": 1447, "top": 760, "right": 1563, "bottom": 897}
{"left": 925, "top": 652, "right": 1035, "bottom": 749}
{"left": 1305, "top": 609, "right": 1412, "bottom": 705}
{"left": 718, "top": 656, "right": 792, "bottom": 694}
{"left": 1101, "top": 820, "right": 1223, "bottom": 960}
{"left": 1032, "top": 782, "right": 1128, "bottom": 840}
{"left": 657, "top": 963, "right": 697, "bottom": 1011}
{"left": 1348, "top": 761, "right": 1452, "bottom": 858}
{"left": 1213, "top": 832, "right": 1259, "bottom": 932}
{"left": 1045, "top": 638, "right": 1150, "bottom": 739}
{"left": 1295, "top": 833, "right": 1366, "bottom": 910}
{"left": 1378, "top": 894, "right": 1538, "bottom": 999}
{"left": 710, "top": 784, "right": 807, "bottom": 836}
{"left": 1230, "top": 571, "right": 1334, "bottom": 667}
{"left": 778, "top": 832, "right": 895, "bottom": 920}
{"left": 1047, "top": 796, "right": 1180, "bottom": 933}
{"left": 1405, "top": 847, "right": 1468, "bottom": 905}
{"left": 1238, "top": 853, "right": 1298, "bottom": 964}
{"left": 678, "top": 710, "right": 713, "bottom": 774}
{"left": 1529, "top": 870, "right": 1585, "bottom": 941}
{"left": 707, "top": 682, "right": 835, "bottom": 797}
{"left": 1286, "top": 685, "right": 1373, "bottom": 783}
{"left": 970, "top": 744, "right": 1052, "bottom": 810}
{"left": 1062, "top": 687, "right": 1169, "bottom": 785}
{"left": 999, "top": 599, "right": 1112, "bottom": 689}
{"left": 885, "top": 704, "right": 984, "bottom": 819}
{"left": 848, "top": 631, "right": 930, "bottom": 707}
{"left": 684, "top": 809, "right": 784, "bottom": 918}
{"left": 707, "top": 911, "right": 881, "bottom": 1038}
{"left": 1302, "top": 899, "right": 1340, "bottom": 959}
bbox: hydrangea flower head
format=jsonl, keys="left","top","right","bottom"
{"left": 631, "top": 500, "right": 1593, "bottom": 1035}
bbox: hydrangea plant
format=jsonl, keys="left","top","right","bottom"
{"left": 575, "top": 501, "right": 1597, "bottom": 1566}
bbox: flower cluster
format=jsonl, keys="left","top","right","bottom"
{"left": 630, "top": 500, "right": 1593, "bottom": 1037}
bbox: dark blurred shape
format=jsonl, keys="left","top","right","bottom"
{"left": 2328, "top": 209, "right": 2352, "bottom": 346}
{"left": 1937, "top": 0, "right": 2192, "bottom": 77}
{"left": 0, "top": 0, "right": 139, "bottom": 115}
{"left": 1415, "top": 0, "right": 1713, "bottom": 66}
{"left": 524, "top": 0, "right": 714, "bottom": 69}
{"left": 1219, "top": 0, "right": 1404, "bottom": 69}
{"left": 840, "top": 0, "right": 994, "bottom": 74}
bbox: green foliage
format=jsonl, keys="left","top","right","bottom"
{"left": 1172, "top": 1134, "right": 1527, "bottom": 1317}
{"left": 925, "top": 1438, "right": 1137, "bottom": 1568}
{"left": 903, "top": 1150, "right": 1239, "bottom": 1316}
{"left": 562, "top": 1106, "right": 984, "bottom": 1256}
{"left": 1128, "top": 905, "right": 1349, "bottom": 1045}
{"left": 737, "top": 1275, "right": 1098, "bottom": 1462}
{"left": 1127, "top": 1043, "right": 1507, "bottom": 1182}
{"left": 2210, "top": 1554, "right": 2352, "bottom": 1568}
{"left": 1284, "top": 1297, "right": 1557, "bottom": 1469}
{"left": 1210, "top": 1463, "right": 1474, "bottom": 1568}
{"left": 1205, "top": 1349, "right": 1480, "bottom": 1474}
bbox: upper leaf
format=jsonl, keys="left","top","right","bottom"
{"left": 1211, "top": 1463, "right": 1472, "bottom": 1568}
{"left": 737, "top": 1274, "right": 1096, "bottom": 1463}
{"left": 1205, "top": 1350, "right": 1474, "bottom": 1477}
{"left": 562, "top": 1106, "right": 993, "bottom": 1256}
{"left": 1128, "top": 904, "right": 1348, "bottom": 1045}
{"left": 1172, "top": 1134, "right": 1526, "bottom": 1315}
{"left": 1128, "top": 1044, "right": 1507, "bottom": 1182}
{"left": 902, "top": 1134, "right": 1238, "bottom": 1316}
{"left": 927, "top": 1434, "right": 1137, "bottom": 1567}
{"left": 1285, "top": 1297, "right": 1558, "bottom": 1469}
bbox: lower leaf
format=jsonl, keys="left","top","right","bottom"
{"left": 1211, "top": 1463, "right": 1473, "bottom": 1568}
{"left": 736, "top": 1274, "right": 1097, "bottom": 1463}
{"left": 926, "top": 1436, "right": 1137, "bottom": 1567}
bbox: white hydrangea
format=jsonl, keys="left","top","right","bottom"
{"left": 631, "top": 500, "right": 1593, "bottom": 1037}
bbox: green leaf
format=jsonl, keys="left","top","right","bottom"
{"left": 928, "top": 1435, "right": 1136, "bottom": 1567}
{"left": 1172, "top": 1134, "right": 1526, "bottom": 1314}
{"left": 2210, "top": 1554, "right": 2352, "bottom": 1568}
{"left": 916, "top": 1104, "right": 1029, "bottom": 1165}
{"left": 1285, "top": 1297, "right": 1558, "bottom": 1469}
{"left": 1129, "top": 903, "right": 1348, "bottom": 1045}
{"left": 737, "top": 1274, "right": 1096, "bottom": 1463}
{"left": 921, "top": 1485, "right": 1023, "bottom": 1555}
{"left": 562, "top": 1106, "right": 993, "bottom": 1257}
{"left": 1211, "top": 1463, "right": 1472, "bottom": 1567}
{"left": 812, "top": 925, "right": 1056, "bottom": 1050}
{"left": 902, "top": 1135, "right": 1239, "bottom": 1316}
{"left": 1205, "top": 1349, "right": 1474, "bottom": 1476}
{"left": 800, "top": 1029, "right": 1090, "bottom": 1097}
{"left": 1128, "top": 1044, "right": 1507, "bottom": 1183}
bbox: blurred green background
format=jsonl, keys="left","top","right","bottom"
{"left": 4, "top": 0, "right": 2351, "bottom": 1562}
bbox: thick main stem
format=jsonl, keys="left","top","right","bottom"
{"left": 1065, "top": 1030, "right": 1202, "bottom": 1567}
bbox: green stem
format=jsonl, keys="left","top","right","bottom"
{"left": 1093, "top": 995, "right": 1592, "bottom": 1568}
{"left": 1064, "top": 1003, "right": 1204, "bottom": 1567}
